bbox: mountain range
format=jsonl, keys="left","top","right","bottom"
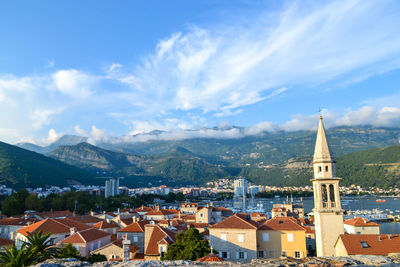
{"left": 6, "top": 126, "right": 400, "bottom": 189}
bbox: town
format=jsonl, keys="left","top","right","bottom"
{"left": 0, "top": 117, "right": 399, "bottom": 266}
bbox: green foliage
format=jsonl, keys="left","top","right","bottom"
{"left": 0, "top": 231, "right": 58, "bottom": 266}
{"left": 161, "top": 228, "right": 210, "bottom": 261}
{"left": 0, "top": 244, "right": 38, "bottom": 267}
{"left": 87, "top": 253, "right": 107, "bottom": 263}
{"left": 1, "top": 191, "right": 188, "bottom": 216}
{"left": 58, "top": 244, "right": 81, "bottom": 259}
{"left": 0, "top": 141, "right": 96, "bottom": 189}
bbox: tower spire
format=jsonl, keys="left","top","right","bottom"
{"left": 313, "top": 116, "right": 332, "bottom": 163}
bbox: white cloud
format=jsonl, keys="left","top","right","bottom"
{"left": 30, "top": 108, "right": 64, "bottom": 130}
{"left": 47, "top": 129, "right": 62, "bottom": 143}
{"left": 125, "top": 0, "right": 400, "bottom": 118}
{"left": 52, "top": 69, "right": 97, "bottom": 98}
{"left": 74, "top": 125, "right": 88, "bottom": 137}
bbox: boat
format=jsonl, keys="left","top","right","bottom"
{"left": 376, "top": 199, "right": 386, "bottom": 203}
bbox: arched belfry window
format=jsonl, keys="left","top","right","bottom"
{"left": 325, "top": 166, "right": 329, "bottom": 172}
{"left": 329, "top": 184, "right": 335, "bottom": 202}
{"left": 318, "top": 166, "right": 322, "bottom": 172}
{"left": 321, "top": 184, "right": 327, "bottom": 203}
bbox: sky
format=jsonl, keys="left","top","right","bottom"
{"left": 1, "top": 0, "right": 400, "bottom": 145}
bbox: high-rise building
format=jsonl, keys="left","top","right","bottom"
{"left": 105, "top": 177, "right": 120, "bottom": 198}
{"left": 312, "top": 116, "right": 344, "bottom": 257}
{"left": 234, "top": 178, "right": 248, "bottom": 198}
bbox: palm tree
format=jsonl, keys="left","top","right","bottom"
{"left": 23, "top": 230, "right": 59, "bottom": 261}
{"left": 0, "top": 244, "right": 38, "bottom": 267}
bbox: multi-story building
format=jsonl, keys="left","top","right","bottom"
{"left": 105, "top": 177, "right": 119, "bottom": 198}
{"left": 209, "top": 214, "right": 258, "bottom": 262}
{"left": 234, "top": 178, "right": 248, "bottom": 198}
{"left": 257, "top": 217, "right": 307, "bottom": 259}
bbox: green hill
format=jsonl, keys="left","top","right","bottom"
{"left": 243, "top": 146, "right": 400, "bottom": 188}
{"left": 0, "top": 141, "right": 97, "bottom": 189}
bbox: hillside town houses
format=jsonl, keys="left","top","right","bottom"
{"left": 0, "top": 117, "right": 399, "bottom": 263}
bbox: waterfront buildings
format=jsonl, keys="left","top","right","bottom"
{"left": 233, "top": 178, "right": 248, "bottom": 198}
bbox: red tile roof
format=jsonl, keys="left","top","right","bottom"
{"left": 93, "top": 220, "right": 119, "bottom": 229}
{"left": 61, "top": 228, "right": 110, "bottom": 244}
{"left": 197, "top": 254, "right": 225, "bottom": 262}
{"left": 209, "top": 214, "right": 258, "bottom": 230}
{"left": 145, "top": 225, "right": 176, "bottom": 255}
{"left": 32, "top": 210, "right": 73, "bottom": 219}
{"left": 259, "top": 217, "right": 305, "bottom": 231}
{"left": 338, "top": 234, "right": 400, "bottom": 255}
{"left": 69, "top": 215, "right": 102, "bottom": 224}
{"left": 145, "top": 210, "right": 174, "bottom": 216}
{"left": 17, "top": 218, "right": 90, "bottom": 236}
{"left": 118, "top": 221, "right": 148, "bottom": 233}
{"left": 344, "top": 217, "right": 379, "bottom": 227}
{"left": 0, "top": 238, "right": 13, "bottom": 246}
{"left": 0, "top": 217, "right": 38, "bottom": 226}
{"left": 133, "top": 206, "right": 154, "bottom": 213}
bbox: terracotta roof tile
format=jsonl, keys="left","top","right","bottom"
{"left": 93, "top": 220, "right": 119, "bottom": 229}
{"left": 118, "top": 221, "right": 148, "bottom": 233}
{"left": 344, "top": 217, "right": 379, "bottom": 227}
{"left": 0, "top": 238, "right": 13, "bottom": 246}
{"left": 68, "top": 215, "right": 102, "bottom": 224}
{"left": 145, "top": 210, "right": 173, "bottom": 216}
{"left": 197, "top": 254, "right": 225, "bottom": 262}
{"left": 145, "top": 225, "right": 175, "bottom": 255}
{"left": 339, "top": 234, "right": 400, "bottom": 255}
{"left": 61, "top": 228, "right": 110, "bottom": 244}
{"left": 0, "top": 217, "right": 38, "bottom": 226}
{"left": 17, "top": 218, "right": 90, "bottom": 236}
{"left": 259, "top": 217, "right": 305, "bottom": 231}
{"left": 209, "top": 214, "right": 258, "bottom": 230}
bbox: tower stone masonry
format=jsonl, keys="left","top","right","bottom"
{"left": 312, "top": 116, "right": 344, "bottom": 257}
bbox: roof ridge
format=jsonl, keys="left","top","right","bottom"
{"left": 233, "top": 214, "right": 258, "bottom": 229}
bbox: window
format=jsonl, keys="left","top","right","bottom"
{"left": 282, "top": 251, "right": 287, "bottom": 256}
{"left": 318, "top": 166, "right": 322, "bottom": 172}
{"left": 238, "top": 234, "right": 245, "bottom": 243}
{"left": 90, "top": 243, "right": 94, "bottom": 251}
{"left": 237, "top": 251, "right": 245, "bottom": 259}
{"left": 268, "top": 250, "right": 275, "bottom": 258}
{"left": 325, "top": 166, "right": 329, "bottom": 172}
{"left": 133, "top": 235, "right": 139, "bottom": 242}
{"left": 360, "top": 241, "right": 369, "bottom": 248}
{"left": 97, "top": 240, "right": 101, "bottom": 249}
{"left": 258, "top": 250, "right": 264, "bottom": 258}
{"left": 221, "top": 251, "right": 228, "bottom": 259}
{"left": 200, "top": 213, "right": 204, "bottom": 217}
{"left": 287, "top": 233, "right": 294, "bottom": 242}
{"left": 294, "top": 251, "right": 301, "bottom": 258}
{"left": 263, "top": 233, "right": 269, "bottom": 242}
{"left": 221, "top": 233, "right": 227, "bottom": 241}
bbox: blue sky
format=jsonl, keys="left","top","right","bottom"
{"left": 1, "top": 0, "right": 400, "bottom": 144}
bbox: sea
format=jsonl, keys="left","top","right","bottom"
{"left": 216, "top": 196, "right": 400, "bottom": 234}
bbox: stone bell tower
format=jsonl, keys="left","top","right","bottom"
{"left": 312, "top": 116, "right": 344, "bottom": 257}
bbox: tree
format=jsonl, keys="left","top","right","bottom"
{"left": 0, "top": 244, "right": 38, "bottom": 266}
{"left": 58, "top": 244, "right": 81, "bottom": 259}
{"left": 161, "top": 228, "right": 210, "bottom": 261}
{"left": 87, "top": 253, "right": 107, "bottom": 263}
{"left": 23, "top": 230, "right": 59, "bottom": 262}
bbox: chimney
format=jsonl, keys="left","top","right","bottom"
{"left": 156, "top": 205, "right": 160, "bottom": 211}
{"left": 70, "top": 227, "right": 77, "bottom": 236}
{"left": 388, "top": 234, "right": 391, "bottom": 240}
{"left": 132, "top": 216, "right": 137, "bottom": 223}
{"left": 378, "top": 236, "right": 382, "bottom": 241}
{"left": 122, "top": 239, "right": 131, "bottom": 262}
{"left": 106, "top": 218, "right": 110, "bottom": 224}
{"left": 117, "top": 208, "right": 120, "bottom": 214}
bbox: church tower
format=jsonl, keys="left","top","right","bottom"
{"left": 312, "top": 116, "right": 344, "bottom": 257}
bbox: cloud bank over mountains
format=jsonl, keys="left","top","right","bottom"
{"left": 1, "top": 0, "right": 400, "bottom": 144}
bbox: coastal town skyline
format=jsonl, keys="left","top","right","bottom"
{"left": 1, "top": 0, "right": 400, "bottom": 145}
